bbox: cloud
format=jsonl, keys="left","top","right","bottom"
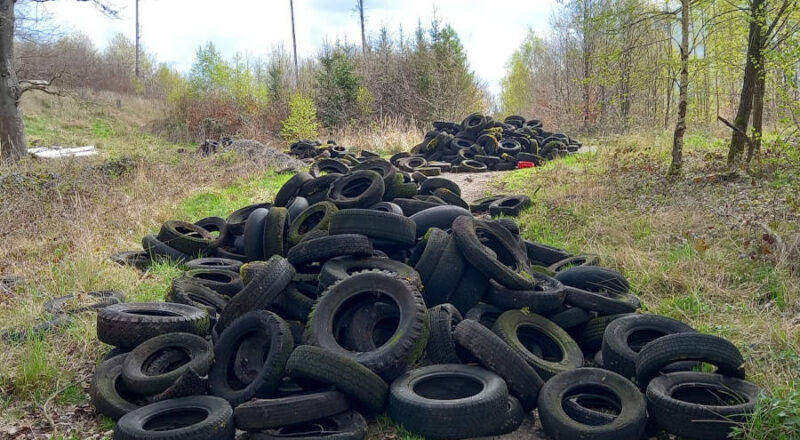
{"left": 39, "top": 0, "right": 557, "bottom": 95}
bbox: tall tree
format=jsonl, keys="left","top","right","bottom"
{"left": 289, "top": 0, "right": 299, "bottom": 88}
{"left": 669, "top": 0, "right": 690, "bottom": 176}
{"left": 356, "top": 0, "right": 366, "bottom": 56}
{"left": 0, "top": 0, "right": 117, "bottom": 162}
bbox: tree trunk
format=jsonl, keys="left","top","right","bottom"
{"left": 582, "top": 0, "right": 592, "bottom": 131}
{"left": 727, "top": 0, "right": 764, "bottom": 167}
{"left": 668, "top": 0, "right": 689, "bottom": 177}
{"left": 0, "top": 0, "right": 26, "bottom": 162}
{"left": 289, "top": 0, "right": 299, "bottom": 89}
{"left": 746, "top": 61, "right": 766, "bottom": 164}
{"left": 358, "top": 0, "right": 367, "bottom": 56}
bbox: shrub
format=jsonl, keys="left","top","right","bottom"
{"left": 281, "top": 92, "right": 319, "bottom": 143}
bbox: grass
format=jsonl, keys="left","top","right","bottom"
{"left": 0, "top": 90, "right": 297, "bottom": 438}
{"left": 494, "top": 130, "right": 800, "bottom": 439}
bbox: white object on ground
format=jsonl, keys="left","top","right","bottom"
{"left": 28, "top": 146, "right": 97, "bottom": 158}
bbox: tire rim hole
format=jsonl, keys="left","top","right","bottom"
{"left": 129, "top": 310, "right": 179, "bottom": 317}
{"left": 413, "top": 375, "right": 484, "bottom": 400}
{"left": 276, "top": 418, "right": 339, "bottom": 434}
{"left": 626, "top": 329, "right": 667, "bottom": 352}
{"left": 142, "top": 407, "right": 209, "bottom": 431}
{"left": 333, "top": 294, "right": 400, "bottom": 352}
{"left": 192, "top": 272, "right": 232, "bottom": 283}
{"left": 298, "top": 211, "right": 326, "bottom": 234}
{"left": 517, "top": 326, "right": 564, "bottom": 362}
{"left": 671, "top": 383, "right": 746, "bottom": 406}
{"left": 144, "top": 347, "right": 190, "bottom": 376}
{"left": 341, "top": 179, "right": 371, "bottom": 198}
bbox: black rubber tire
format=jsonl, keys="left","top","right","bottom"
{"left": 493, "top": 218, "right": 520, "bottom": 236}
{"left": 90, "top": 354, "right": 142, "bottom": 420}
{"left": 121, "top": 332, "right": 213, "bottom": 395}
{"left": 110, "top": 250, "right": 151, "bottom": 271}
{"left": 285, "top": 345, "right": 388, "bottom": 415}
{"left": 602, "top": 314, "right": 695, "bottom": 380}
{"left": 185, "top": 257, "right": 242, "bottom": 273}
{"left": 342, "top": 301, "right": 400, "bottom": 352}
{"left": 243, "top": 208, "right": 269, "bottom": 261}
{"left": 328, "top": 209, "right": 416, "bottom": 248}
{"left": 548, "top": 254, "right": 601, "bottom": 273}
{"left": 561, "top": 392, "right": 620, "bottom": 426}
{"left": 492, "top": 310, "right": 584, "bottom": 380}
{"left": 452, "top": 216, "right": 533, "bottom": 290}
{"left": 208, "top": 311, "right": 293, "bottom": 406}
{"left": 215, "top": 255, "right": 294, "bottom": 333}
{"left": 449, "top": 266, "right": 489, "bottom": 314}
{"left": 389, "top": 364, "right": 508, "bottom": 440}
{"left": 214, "top": 245, "right": 247, "bottom": 262}
{"left": 351, "top": 157, "right": 397, "bottom": 187}
{"left": 454, "top": 320, "right": 544, "bottom": 410}
{"left": 243, "top": 410, "right": 367, "bottom": 440}
{"left": 157, "top": 220, "right": 216, "bottom": 257}
{"left": 547, "top": 306, "right": 594, "bottom": 330}
{"left": 275, "top": 172, "right": 314, "bottom": 207}
{"left": 44, "top": 290, "right": 124, "bottom": 315}
{"left": 263, "top": 207, "right": 290, "bottom": 259}
{"left": 538, "top": 368, "right": 647, "bottom": 440}
{"left": 392, "top": 198, "right": 440, "bottom": 216}
{"left": 484, "top": 276, "right": 565, "bottom": 313}
{"left": 226, "top": 203, "right": 272, "bottom": 236}
{"left": 306, "top": 270, "right": 428, "bottom": 380}
{"left": 555, "top": 266, "right": 630, "bottom": 295}
{"left": 142, "top": 234, "right": 190, "bottom": 262}
{"left": 563, "top": 286, "right": 640, "bottom": 315}
{"left": 635, "top": 333, "right": 746, "bottom": 390}
{"left": 409, "top": 205, "right": 470, "bottom": 238}
{"left": 319, "top": 256, "right": 420, "bottom": 290}
{"left": 646, "top": 372, "right": 761, "bottom": 440}
{"left": 185, "top": 268, "right": 243, "bottom": 297}
{"left": 492, "top": 396, "right": 526, "bottom": 435}
{"left": 301, "top": 173, "right": 342, "bottom": 204}
{"left": 269, "top": 281, "right": 318, "bottom": 322}
{"left": 287, "top": 196, "right": 309, "bottom": 223}
{"left": 411, "top": 228, "right": 449, "bottom": 287}
{"left": 432, "top": 188, "right": 469, "bottom": 210}
{"left": 97, "top": 302, "right": 209, "bottom": 349}
{"left": 288, "top": 201, "right": 338, "bottom": 246}
{"left": 423, "top": 235, "right": 467, "bottom": 307}
{"left": 524, "top": 240, "right": 572, "bottom": 266}
{"left": 112, "top": 395, "right": 233, "bottom": 440}
{"left": 425, "top": 304, "right": 463, "bottom": 364}
{"left": 369, "top": 201, "right": 404, "bottom": 215}
{"left": 469, "top": 195, "right": 507, "bottom": 213}
{"left": 575, "top": 313, "right": 630, "bottom": 352}
{"left": 235, "top": 391, "right": 351, "bottom": 429}
{"left": 287, "top": 234, "right": 373, "bottom": 267}
{"left": 465, "top": 303, "right": 503, "bottom": 329}
{"left": 460, "top": 159, "right": 488, "bottom": 172}
{"left": 328, "top": 170, "right": 385, "bottom": 209}
{"left": 489, "top": 195, "right": 532, "bottom": 217}
{"left": 311, "top": 158, "right": 349, "bottom": 176}
{"left": 194, "top": 216, "right": 228, "bottom": 249}
{"left": 419, "top": 177, "right": 461, "bottom": 196}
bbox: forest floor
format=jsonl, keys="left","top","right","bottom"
{"left": 1, "top": 92, "right": 799, "bottom": 439}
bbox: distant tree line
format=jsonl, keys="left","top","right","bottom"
{"left": 14, "top": 17, "right": 487, "bottom": 144}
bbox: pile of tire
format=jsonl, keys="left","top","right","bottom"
{"left": 100, "top": 161, "right": 760, "bottom": 440}
{"left": 287, "top": 139, "right": 368, "bottom": 160}
{"left": 401, "top": 113, "right": 581, "bottom": 174}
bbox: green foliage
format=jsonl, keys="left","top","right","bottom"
{"left": 281, "top": 93, "right": 319, "bottom": 143}
{"left": 501, "top": 31, "right": 540, "bottom": 116}
{"left": 314, "top": 44, "right": 361, "bottom": 126}
{"left": 731, "top": 386, "right": 800, "bottom": 440}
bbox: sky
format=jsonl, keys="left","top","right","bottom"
{"left": 39, "top": 0, "right": 558, "bottom": 95}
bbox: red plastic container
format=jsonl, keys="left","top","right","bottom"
{"left": 517, "top": 161, "right": 535, "bottom": 169}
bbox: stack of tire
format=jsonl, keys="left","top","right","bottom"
{"left": 399, "top": 113, "right": 581, "bottom": 174}
{"left": 100, "top": 161, "right": 760, "bottom": 440}
{"left": 287, "top": 139, "right": 380, "bottom": 160}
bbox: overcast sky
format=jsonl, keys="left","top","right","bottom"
{"left": 40, "top": 0, "right": 557, "bottom": 95}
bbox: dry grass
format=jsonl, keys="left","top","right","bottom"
{"left": 324, "top": 117, "right": 423, "bottom": 156}
{"left": 497, "top": 131, "right": 800, "bottom": 437}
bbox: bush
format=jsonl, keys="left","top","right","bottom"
{"left": 281, "top": 93, "right": 319, "bottom": 143}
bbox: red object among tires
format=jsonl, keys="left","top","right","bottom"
{"left": 517, "top": 161, "right": 534, "bottom": 168}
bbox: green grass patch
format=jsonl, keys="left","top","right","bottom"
{"left": 176, "top": 171, "right": 291, "bottom": 220}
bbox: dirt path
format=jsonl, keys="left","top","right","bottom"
{"left": 439, "top": 171, "right": 507, "bottom": 202}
